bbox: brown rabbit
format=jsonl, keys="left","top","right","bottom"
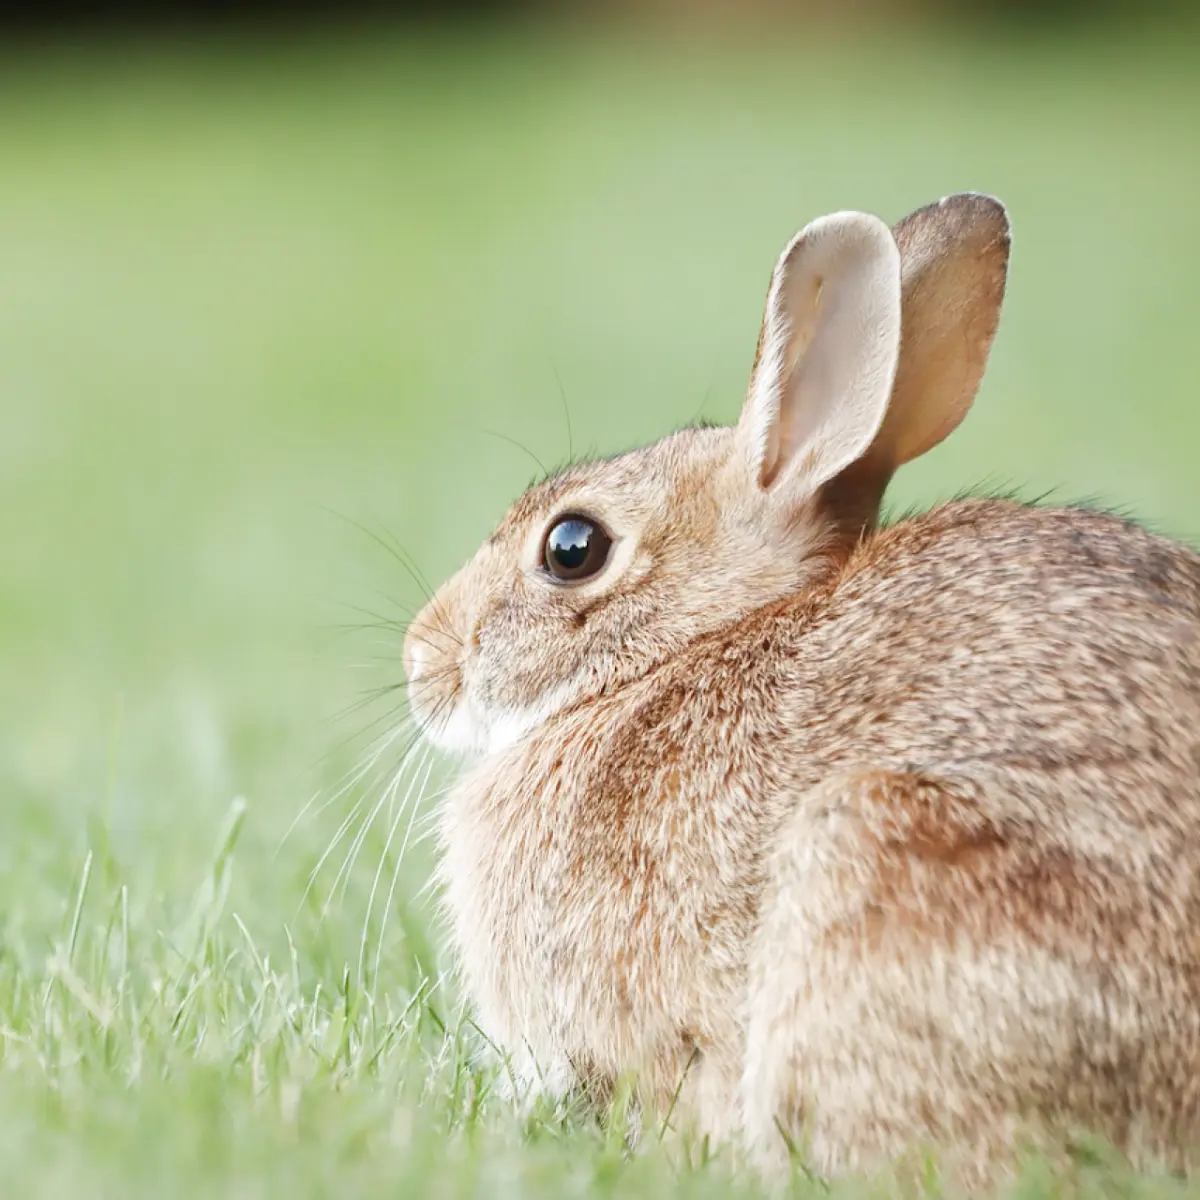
{"left": 403, "top": 193, "right": 1200, "bottom": 1187}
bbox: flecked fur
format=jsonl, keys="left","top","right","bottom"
{"left": 404, "top": 195, "right": 1200, "bottom": 1187}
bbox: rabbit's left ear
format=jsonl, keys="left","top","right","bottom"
{"left": 738, "top": 211, "right": 903, "bottom": 496}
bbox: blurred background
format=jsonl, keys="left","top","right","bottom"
{"left": 1, "top": 0, "right": 1198, "bottom": 989}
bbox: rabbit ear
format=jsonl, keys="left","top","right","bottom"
{"left": 738, "top": 212, "right": 903, "bottom": 495}
{"left": 868, "top": 193, "right": 1011, "bottom": 471}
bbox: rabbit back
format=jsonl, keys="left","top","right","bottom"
{"left": 745, "top": 497, "right": 1200, "bottom": 1181}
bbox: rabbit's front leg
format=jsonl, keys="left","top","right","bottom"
{"left": 740, "top": 769, "right": 1061, "bottom": 1191}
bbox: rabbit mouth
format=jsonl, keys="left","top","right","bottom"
{"left": 411, "top": 670, "right": 578, "bottom": 760}
{"left": 404, "top": 636, "right": 473, "bottom": 753}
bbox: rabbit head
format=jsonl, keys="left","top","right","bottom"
{"left": 405, "top": 194, "right": 1010, "bottom": 757}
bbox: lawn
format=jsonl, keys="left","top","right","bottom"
{"left": 1, "top": 16, "right": 1199, "bottom": 1196}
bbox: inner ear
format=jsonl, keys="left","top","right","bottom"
{"left": 739, "top": 211, "right": 903, "bottom": 498}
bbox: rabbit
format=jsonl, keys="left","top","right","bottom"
{"left": 402, "top": 192, "right": 1200, "bottom": 1188}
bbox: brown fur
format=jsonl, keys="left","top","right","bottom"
{"left": 403, "top": 195, "right": 1200, "bottom": 1186}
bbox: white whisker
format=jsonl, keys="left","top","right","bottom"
{"left": 305, "top": 717, "right": 424, "bottom": 928}
{"left": 318, "top": 756, "right": 405, "bottom": 929}
{"left": 277, "top": 718, "right": 408, "bottom": 861}
{"left": 356, "top": 744, "right": 433, "bottom": 990}
{"left": 296, "top": 797, "right": 364, "bottom": 917}
{"left": 299, "top": 716, "right": 412, "bottom": 842}
{"left": 403, "top": 804, "right": 455, "bottom": 912}
{"left": 274, "top": 785, "right": 326, "bottom": 861}
{"left": 371, "top": 755, "right": 439, "bottom": 1002}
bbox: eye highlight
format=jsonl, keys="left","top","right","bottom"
{"left": 541, "top": 514, "right": 613, "bottom": 583}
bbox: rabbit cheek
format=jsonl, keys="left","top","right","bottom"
{"left": 482, "top": 678, "right": 580, "bottom": 755}
{"left": 468, "top": 634, "right": 582, "bottom": 754}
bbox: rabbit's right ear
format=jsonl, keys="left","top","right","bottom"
{"left": 867, "top": 193, "right": 1011, "bottom": 473}
{"left": 737, "top": 211, "right": 903, "bottom": 497}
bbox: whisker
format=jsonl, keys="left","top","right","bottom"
{"left": 405, "top": 809, "right": 443, "bottom": 858}
{"left": 335, "top": 595, "right": 420, "bottom": 625}
{"left": 367, "top": 592, "right": 463, "bottom": 652}
{"left": 365, "top": 524, "right": 460, "bottom": 653}
{"left": 329, "top": 600, "right": 410, "bottom": 635}
{"left": 357, "top": 636, "right": 405, "bottom": 658}
{"left": 288, "top": 717, "right": 413, "bottom": 892}
{"left": 344, "top": 655, "right": 405, "bottom": 672}
{"left": 479, "top": 427, "right": 548, "bottom": 478}
{"left": 321, "top": 658, "right": 459, "bottom": 769}
{"left": 326, "top": 696, "right": 415, "bottom": 756}
{"left": 410, "top": 852, "right": 445, "bottom": 908}
{"left": 317, "top": 790, "right": 393, "bottom": 931}
{"left": 303, "top": 705, "right": 415, "bottom": 810}
{"left": 358, "top": 746, "right": 435, "bottom": 991}
{"left": 370, "top": 525, "right": 444, "bottom": 622}
{"left": 371, "top": 757, "right": 442, "bottom": 1001}
{"left": 550, "top": 359, "right": 575, "bottom": 464}
{"left": 327, "top": 683, "right": 406, "bottom": 728}
{"left": 328, "top": 668, "right": 456, "bottom": 771}
{"left": 320, "top": 752, "right": 413, "bottom": 928}
{"left": 296, "top": 797, "right": 364, "bottom": 918}
{"left": 299, "top": 710, "right": 412, "bottom": 798}
{"left": 317, "top": 694, "right": 453, "bottom": 928}
{"left": 402, "top": 626, "right": 462, "bottom": 654}
{"left": 322, "top": 507, "right": 438, "bottom": 609}
{"left": 328, "top": 507, "right": 465, "bottom": 660}
{"left": 399, "top": 819, "right": 449, "bottom": 912}
{"left": 322, "top": 622, "right": 397, "bottom": 643}
{"left": 334, "top": 599, "right": 462, "bottom": 650}
{"left": 395, "top": 776, "right": 447, "bottom": 881}
{"left": 411, "top": 684, "right": 461, "bottom": 746}
{"left": 274, "top": 785, "right": 327, "bottom": 863}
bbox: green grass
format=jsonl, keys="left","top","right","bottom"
{"left": 2, "top": 18, "right": 1199, "bottom": 1197}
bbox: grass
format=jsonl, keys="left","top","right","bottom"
{"left": 1, "top": 16, "right": 1199, "bottom": 1196}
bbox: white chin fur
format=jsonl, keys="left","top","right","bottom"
{"left": 419, "top": 681, "right": 577, "bottom": 758}
{"left": 420, "top": 701, "right": 484, "bottom": 756}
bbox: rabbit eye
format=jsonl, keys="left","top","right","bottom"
{"left": 542, "top": 515, "right": 612, "bottom": 583}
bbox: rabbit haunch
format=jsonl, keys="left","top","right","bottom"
{"left": 404, "top": 193, "right": 1200, "bottom": 1185}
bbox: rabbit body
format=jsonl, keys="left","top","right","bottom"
{"left": 407, "top": 195, "right": 1200, "bottom": 1182}
{"left": 437, "top": 495, "right": 1200, "bottom": 1179}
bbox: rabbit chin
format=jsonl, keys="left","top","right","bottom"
{"left": 423, "top": 680, "right": 578, "bottom": 760}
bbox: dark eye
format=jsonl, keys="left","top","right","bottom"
{"left": 541, "top": 514, "right": 613, "bottom": 583}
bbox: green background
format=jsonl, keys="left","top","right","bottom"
{"left": 1, "top": 21, "right": 1198, "bottom": 1196}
